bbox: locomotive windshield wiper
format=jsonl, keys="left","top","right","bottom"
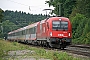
{"left": 56, "top": 27, "right": 59, "bottom": 31}
{"left": 63, "top": 26, "right": 66, "bottom": 31}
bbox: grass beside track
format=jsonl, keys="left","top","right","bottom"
{"left": 0, "top": 39, "right": 83, "bottom": 60}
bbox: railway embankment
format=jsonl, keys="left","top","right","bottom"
{"left": 0, "top": 39, "right": 90, "bottom": 60}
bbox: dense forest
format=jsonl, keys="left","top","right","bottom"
{"left": 0, "top": 9, "right": 46, "bottom": 38}
{"left": 0, "top": 0, "right": 90, "bottom": 44}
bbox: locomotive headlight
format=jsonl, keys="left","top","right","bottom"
{"left": 69, "top": 33, "right": 70, "bottom": 36}
{"left": 50, "top": 32, "right": 52, "bottom": 36}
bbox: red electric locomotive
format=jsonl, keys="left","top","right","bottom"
{"left": 36, "top": 16, "right": 72, "bottom": 49}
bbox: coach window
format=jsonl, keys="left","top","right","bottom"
{"left": 30, "top": 28, "right": 33, "bottom": 34}
{"left": 18, "top": 32, "right": 19, "bottom": 35}
{"left": 26, "top": 29, "right": 29, "bottom": 34}
{"left": 24, "top": 30, "right": 26, "bottom": 35}
{"left": 31, "top": 28, "right": 33, "bottom": 34}
{"left": 17, "top": 32, "right": 19, "bottom": 36}
{"left": 12, "top": 33, "right": 14, "bottom": 36}
{"left": 29, "top": 28, "right": 31, "bottom": 34}
{"left": 33, "top": 27, "right": 35, "bottom": 33}
{"left": 35, "top": 26, "right": 37, "bottom": 33}
{"left": 21, "top": 31, "right": 23, "bottom": 35}
{"left": 15, "top": 32, "right": 16, "bottom": 36}
{"left": 12, "top": 33, "right": 13, "bottom": 36}
{"left": 33, "top": 27, "right": 35, "bottom": 34}
{"left": 23, "top": 30, "right": 24, "bottom": 35}
{"left": 20, "top": 31, "right": 22, "bottom": 36}
{"left": 40, "top": 24, "right": 42, "bottom": 32}
{"left": 21, "top": 31, "right": 22, "bottom": 35}
{"left": 17, "top": 32, "right": 18, "bottom": 36}
{"left": 30, "top": 27, "right": 34, "bottom": 34}
{"left": 28, "top": 29, "right": 29, "bottom": 34}
{"left": 26, "top": 29, "right": 28, "bottom": 34}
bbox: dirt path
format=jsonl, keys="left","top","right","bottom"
{"left": 3, "top": 50, "right": 50, "bottom": 60}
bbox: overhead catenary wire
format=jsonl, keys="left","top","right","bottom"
{"left": 6, "top": 0, "right": 48, "bottom": 11}
{"left": 7, "top": 0, "right": 31, "bottom": 11}
{"left": 7, "top": 0, "right": 47, "bottom": 7}
{"left": 6, "top": 0, "right": 54, "bottom": 15}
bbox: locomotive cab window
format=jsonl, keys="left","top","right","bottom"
{"left": 52, "top": 21, "right": 68, "bottom": 30}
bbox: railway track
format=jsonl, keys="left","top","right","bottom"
{"left": 70, "top": 44, "right": 90, "bottom": 49}
{"left": 65, "top": 47, "right": 90, "bottom": 57}
{"left": 31, "top": 44, "right": 90, "bottom": 58}
{"left": 65, "top": 45, "right": 90, "bottom": 57}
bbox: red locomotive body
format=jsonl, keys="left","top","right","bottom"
{"left": 36, "top": 17, "right": 72, "bottom": 48}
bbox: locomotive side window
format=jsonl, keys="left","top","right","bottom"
{"left": 52, "top": 21, "right": 68, "bottom": 30}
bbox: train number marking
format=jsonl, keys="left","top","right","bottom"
{"left": 58, "top": 34, "right": 64, "bottom": 36}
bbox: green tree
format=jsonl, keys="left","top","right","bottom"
{"left": 1, "top": 20, "right": 18, "bottom": 38}
{"left": 3, "top": 10, "right": 46, "bottom": 27}
{"left": 0, "top": 8, "right": 4, "bottom": 23}
{"left": 2, "top": 20, "right": 18, "bottom": 32}
{"left": 71, "top": 0, "right": 90, "bottom": 18}
{"left": 85, "top": 32, "right": 90, "bottom": 44}
{"left": 0, "top": 8, "right": 4, "bottom": 38}
{"left": 46, "top": 0, "right": 76, "bottom": 17}
{"left": 71, "top": 13, "right": 87, "bottom": 38}
{"left": 77, "top": 0, "right": 90, "bottom": 17}
{"left": 83, "top": 18, "right": 90, "bottom": 36}
{"left": 63, "top": 0, "right": 76, "bottom": 17}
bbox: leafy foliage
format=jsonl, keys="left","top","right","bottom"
{"left": 2, "top": 20, "right": 18, "bottom": 33}
{"left": 46, "top": 0, "right": 76, "bottom": 17}
{"left": 0, "top": 8, "right": 4, "bottom": 23}
{"left": 75, "top": 0, "right": 90, "bottom": 18}
{"left": 0, "top": 8, "right": 4, "bottom": 38}
{"left": 71, "top": 14, "right": 87, "bottom": 38}
{"left": 71, "top": 14, "right": 90, "bottom": 44}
